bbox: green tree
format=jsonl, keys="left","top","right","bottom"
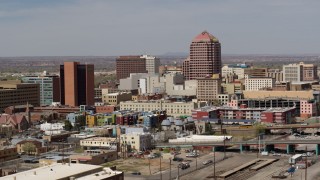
{"left": 64, "top": 120, "right": 73, "bottom": 131}
{"left": 211, "top": 99, "right": 221, "bottom": 106}
{"left": 22, "top": 142, "right": 36, "bottom": 155}
{"left": 255, "top": 124, "right": 266, "bottom": 135}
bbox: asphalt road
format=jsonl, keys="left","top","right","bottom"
{"left": 125, "top": 152, "right": 226, "bottom": 180}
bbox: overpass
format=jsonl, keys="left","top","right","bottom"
{"left": 265, "top": 124, "right": 320, "bottom": 130}
{"left": 156, "top": 139, "right": 320, "bottom": 155}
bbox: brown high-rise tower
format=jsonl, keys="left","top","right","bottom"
{"left": 183, "top": 31, "right": 221, "bottom": 80}
{"left": 116, "top": 56, "right": 147, "bottom": 80}
{"left": 60, "top": 62, "right": 94, "bottom": 107}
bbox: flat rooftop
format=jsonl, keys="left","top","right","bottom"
{"left": 76, "top": 168, "right": 123, "bottom": 180}
{"left": 2, "top": 163, "right": 103, "bottom": 180}
{"left": 81, "top": 137, "right": 117, "bottom": 142}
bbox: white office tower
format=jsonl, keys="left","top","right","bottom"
{"left": 141, "top": 54, "right": 160, "bottom": 75}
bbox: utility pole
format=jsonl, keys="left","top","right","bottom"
{"left": 305, "top": 146, "right": 308, "bottom": 180}
{"left": 213, "top": 146, "right": 216, "bottom": 180}
{"left": 257, "top": 134, "right": 261, "bottom": 158}
{"left": 160, "top": 156, "right": 162, "bottom": 180}
{"left": 148, "top": 158, "right": 151, "bottom": 175}
{"left": 223, "top": 137, "right": 226, "bottom": 159}
{"left": 195, "top": 148, "right": 198, "bottom": 170}
{"left": 177, "top": 164, "right": 180, "bottom": 180}
{"left": 169, "top": 158, "right": 172, "bottom": 180}
{"left": 219, "top": 113, "right": 226, "bottom": 159}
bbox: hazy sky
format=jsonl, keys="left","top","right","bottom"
{"left": 0, "top": 0, "right": 319, "bottom": 56}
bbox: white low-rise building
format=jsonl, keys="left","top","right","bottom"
{"left": 40, "top": 122, "right": 64, "bottom": 131}
{"left": 80, "top": 137, "right": 118, "bottom": 150}
{"left": 1, "top": 163, "right": 123, "bottom": 180}
{"left": 120, "top": 133, "right": 152, "bottom": 151}
{"left": 120, "top": 100, "right": 206, "bottom": 117}
{"left": 169, "top": 135, "right": 232, "bottom": 144}
{"left": 244, "top": 75, "right": 275, "bottom": 91}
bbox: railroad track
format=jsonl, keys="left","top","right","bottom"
{"left": 226, "top": 163, "right": 259, "bottom": 180}
{"left": 261, "top": 165, "right": 288, "bottom": 180}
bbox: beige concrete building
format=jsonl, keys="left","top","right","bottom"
{"left": 105, "top": 92, "right": 132, "bottom": 105}
{"left": 0, "top": 80, "right": 40, "bottom": 112}
{"left": 303, "top": 63, "right": 318, "bottom": 81}
{"left": 243, "top": 90, "right": 315, "bottom": 100}
{"left": 120, "top": 133, "right": 152, "bottom": 151}
{"left": 141, "top": 54, "right": 160, "bottom": 75}
{"left": 267, "top": 69, "right": 283, "bottom": 82}
{"left": 217, "top": 94, "right": 231, "bottom": 105}
{"left": 120, "top": 100, "right": 206, "bottom": 117}
{"left": 244, "top": 75, "right": 275, "bottom": 91}
{"left": 244, "top": 68, "right": 267, "bottom": 78}
{"left": 80, "top": 137, "right": 118, "bottom": 150}
{"left": 139, "top": 75, "right": 165, "bottom": 94}
{"left": 283, "top": 62, "right": 303, "bottom": 82}
{"left": 312, "top": 84, "right": 320, "bottom": 91}
{"left": 165, "top": 73, "right": 197, "bottom": 96}
{"left": 282, "top": 62, "right": 318, "bottom": 82}
{"left": 197, "top": 74, "right": 221, "bottom": 102}
{"left": 119, "top": 73, "right": 148, "bottom": 90}
{"left": 222, "top": 82, "right": 245, "bottom": 94}
{"left": 222, "top": 65, "right": 248, "bottom": 79}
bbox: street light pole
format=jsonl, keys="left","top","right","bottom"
{"left": 219, "top": 113, "right": 226, "bottom": 159}
{"left": 169, "top": 158, "right": 172, "bottom": 180}
{"left": 214, "top": 146, "right": 216, "bottom": 180}
{"left": 160, "top": 156, "right": 162, "bottom": 180}
{"left": 177, "top": 164, "right": 180, "bottom": 180}
{"left": 148, "top": 158, "right": 151, "bottom": 175}
{"left": 305, "top": 146, "right": 308, "bottom": 180}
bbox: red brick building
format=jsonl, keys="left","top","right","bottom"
{"left": 260, "top": 107, "right": 296, "bottom": 124}
{"left": 95, "top": 105, "right": 116, "bottom": 114}
{"left": 60, "top": 62, "right": 94, "bottom": 106}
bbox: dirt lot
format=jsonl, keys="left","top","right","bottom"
{"left": 103, "top": 156, "right": 171, "bottom": 175}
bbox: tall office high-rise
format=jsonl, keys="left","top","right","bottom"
{"left": 140, "top": 55, "right": 160, "bottom": 75}
{"left": 116, "top": 56, "right": 148, "bottom": 80}
{"left": 60, "top": 62, "right": 94, "bottom": 106}
{"left": 283, "top": 62, "right": 317, "bottom": 82}
{"left": 22, "top": 72, "right": 60, "bottom": 106}
{"left": 183, "top": 31, "right": 221, "bottom": 80}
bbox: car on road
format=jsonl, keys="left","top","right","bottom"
{"left": 131, "top": 172, "right": 141, "bottom": 175}
{"left": 272, "top": 153, "right": 281, "bottom": 156}
{"left": 179, "top": 162, "right": 190, "bottom": 170}
{"left": 202, "top": 160, "right": 213, "bottom": 165}
{"left": 186, "top": 153, "right": 199, "bottom": 157}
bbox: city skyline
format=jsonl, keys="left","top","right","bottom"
{"left": 0, "top": 0, "right": 320, "bottom": 56}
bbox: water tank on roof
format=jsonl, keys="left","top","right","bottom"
{"left": 175, "top": 120, "right": 184, "bottom": 126}
{"left": 167, "top": 117, "right": 174, "bottom": 123}
{"left": 161, "top": 120, "right": 171, "bottom": 126}
{"left": 186, "top": 117, "right": 193, "bottom": 122}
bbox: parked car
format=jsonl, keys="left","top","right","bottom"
{"left": 147, "top": 154, "right": 156, "bottom": 159}
{"left": 173, "top": 157, "right": 183, "bottom": 162}
{"left": 307, "top": 152, "right": 314, "bottom": 157}
{"left": 131, "top": 172, "right": 141, "bottom": 175}
{"left": 203, "top": 160, "right": 213, "bottom": 165}
{"left": 302, "top": 153, "right": 307, "bottom": 157}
